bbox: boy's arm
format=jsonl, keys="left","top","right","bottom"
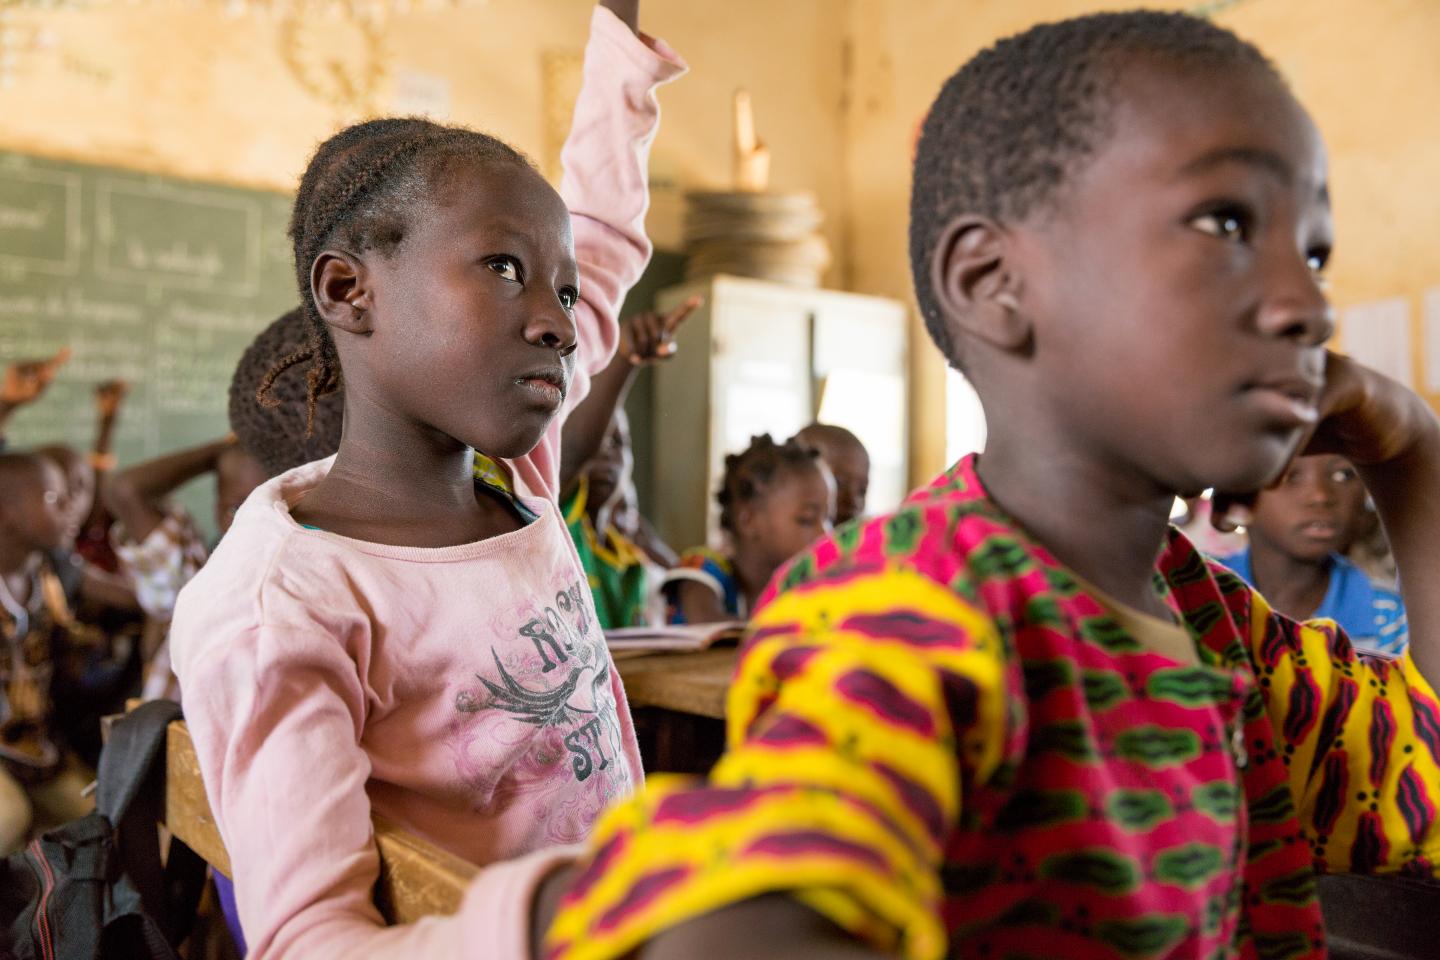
{"left": 103, "top": 436, "right": 233, "bottom": 543}
{"left": 546, "top": 562, "right": 1010, "bottom": 960}
{"left": 1244, "top": 356, "right": 1440, "bottom": 875}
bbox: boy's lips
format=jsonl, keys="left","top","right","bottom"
{"left": 1296, "top": 518, "right": 1341, "bottom": 541}
{"left": 1243, "top": 373, "right": 1322, "bottom": 428}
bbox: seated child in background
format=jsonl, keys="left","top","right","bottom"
{"left": 564, "top": 410, "right": 663, "bottom": 629}
{"left": 1220, "top": 453, "right": 1407, "bottom": 656}
{"left": 0, "top": 453, "right": 94, "bottom": 856}
{"left": 168, "top": 3, "right": 685, "bottom": 957}
{"left": 793, "top": 421, "right": 870, "bottom": 526}
{"left": 546, "top": 12, "right": 1440, "bottom": 960}
{"left": 557, "top": 301, "right": 698, "bottom": 628}
{"left": 104, "top": 307, "right": 342, "bottom": 701}
{"left": 663, "top": 433, "right": 833, "bottom": 625}
{"left": 41, "top": 378, "right": 129, "bottom": 575}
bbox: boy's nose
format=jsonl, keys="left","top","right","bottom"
{"left": 1256, "top": 254, "right": 1334, "bottom": 346}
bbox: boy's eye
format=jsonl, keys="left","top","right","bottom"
{"left": 559, "top": 287, "right": 579, "bottom": 310}
{"left": 1331, "top": 467, "right": 1357, "bottom": 484}
{"left": 486, "top": 256, "right": 522, "bottom": 283}
{"left": 1306, "top": 246, "right": 1331, "bottom": 275}
{"left": 1190, "top": 207, "right": 1252, "bottom": 243}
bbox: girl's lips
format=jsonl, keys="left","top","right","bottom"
{"left": 517, "top": 376, "right": 564, "bottom": 408}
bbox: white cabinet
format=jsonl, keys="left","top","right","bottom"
{"left": 650, "top": 275, "right": 908, "bottom": 551}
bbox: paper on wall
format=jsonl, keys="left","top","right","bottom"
{"left": 1424, "top": 288, "right": 1440, "bottom": 393}
{"left": 1340, "top": 297, "right": 1412, "bottom": 389}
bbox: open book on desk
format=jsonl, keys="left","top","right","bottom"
{"left": 605, "top": 621, "right": 747, "bottom": 654}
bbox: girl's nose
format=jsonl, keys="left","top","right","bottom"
{"left": 525, "top": 296, "right": 578, "bottom": 356}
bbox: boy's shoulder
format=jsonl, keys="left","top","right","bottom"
{"left": 769, "top": 456, "right": 1046, "bottom": 611}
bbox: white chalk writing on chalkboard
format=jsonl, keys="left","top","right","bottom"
{"left": 95, "top": 178, "right": 261, "bottom": 296}
{"left": 0, "top": 166, "right": 80, "bottom": 275}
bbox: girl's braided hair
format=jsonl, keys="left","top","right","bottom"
{"left": 257, "top": 117, "right": 532, "bottom": 429}
{"left": 717, "top": 433, "right": 821, "bottom": 536}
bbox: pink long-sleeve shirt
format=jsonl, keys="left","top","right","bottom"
{"left": 170, "top": 12, "right": 685, "bottom": 958}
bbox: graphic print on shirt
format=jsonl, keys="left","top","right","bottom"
{"left": 448, "top": 573, "right": 631, "bottom": 844}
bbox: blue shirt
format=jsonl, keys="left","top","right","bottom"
{"left": 1218, "top": 549, "right": 1408, "bottom": 657}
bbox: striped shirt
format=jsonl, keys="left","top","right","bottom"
{"left": 548, "top": 454, "right": 1440, "bottom": 960}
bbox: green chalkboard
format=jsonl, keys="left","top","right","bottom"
{"left": 0, "top": 150, "right": 296, "bottom": 540}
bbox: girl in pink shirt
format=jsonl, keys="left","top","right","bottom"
{"left": 169, "top": 5, "right": 685, "bottom": 957}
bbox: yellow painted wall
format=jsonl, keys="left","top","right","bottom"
{"left": 839, "top": 0, "right": 1440, "bottom": 485}
{"left": 0, "top": 1, "right": 848, "bottom": 261}
{"left": 3, "top": 1, "right": 1438, "bottom": 488}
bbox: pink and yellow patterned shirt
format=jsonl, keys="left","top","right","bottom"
{"left": 548, "top": 454, "right": 1440, "bottom": 960}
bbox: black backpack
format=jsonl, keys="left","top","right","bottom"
{"left": 0, "top": 699, "right": 207, "bottom": 960}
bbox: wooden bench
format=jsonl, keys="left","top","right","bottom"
{"left": 162, "top": 718, "right": 477, "bottom": 924}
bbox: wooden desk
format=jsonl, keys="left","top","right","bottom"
{"left": 613, "top": 648, "right": 738, "bottom": 773}
{"left": 613, "top": 647, "right": 738, "bottom": 720}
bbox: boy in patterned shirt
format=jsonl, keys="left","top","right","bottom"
{"left": 545, "top": 11, "right": 1440, "bottom": 960}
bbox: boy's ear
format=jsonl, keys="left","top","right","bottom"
{"left": 929, "top": 215, "right": 1028, "bottom": 351}
{"left": 311, "top": 251, "right": 375, "bottom": 336}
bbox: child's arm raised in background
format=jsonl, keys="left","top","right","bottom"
{"left": 104, "top": 436, "right": 233, "bottom": 543}
{"left": 520, "top": 0, "right": 686, "bottom": 499}
{"left": 0, "top": 347, "right": 69, "bottom": 449}
{"left": 559, "top": 298, "right": 699, "bottom": 493}
{"left": 90, "top": 379, "right": 127, "bottom": 471}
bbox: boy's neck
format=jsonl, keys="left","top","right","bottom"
{"left": 1246, "top": 538, "right": 1332, "bottom": 621}
{"left": 975, "top": 436, "right": 1175, "bottom": 619}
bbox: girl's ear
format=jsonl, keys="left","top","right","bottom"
{"left": 312, "top": 250, "right": 375, "bottom": 336}
{"left": 929, "top": 215, "right": 1029, "bottom": 352}
{"left": 733, "top": 501, "right": 761, "bottom": 545}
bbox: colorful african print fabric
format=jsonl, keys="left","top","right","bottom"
{"left": 547, "top": 454, "right": 1440, "bottom": 960}
{"left": 564, "top": 478, "right": 654, "bottom": 630}
{"left": 1219, "top": 549, "right": 1408, "bottom": 658}
{"left": 661, "top": 547, "right": 743, "bottom": 624}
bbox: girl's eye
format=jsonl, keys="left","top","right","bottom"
{"left": 1306, "top": 246, "right": 1331, "bottom": 275}
{"left": 1331, "top": 467, "right": 1357, "bottom": 484}
{"left": 1190, "top": 206, "right": 1253, "bottom": 243}
{"left": 486, "top": 256, "right": 522, "bottom": 283}
{"left": 559, "top": 287, "right": 579, "bottom": 310}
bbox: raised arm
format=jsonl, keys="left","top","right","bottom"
{"left": 560, "top": 299, "right": 699, "bottom": 493}
{"left": 90, "top": 379, "right": 128, "bottom": 471}
{"left": 103, "top": 436, "right": 233, "bottom": 543}
{"left": 1310, "top": 354, "right": 1440, "bottom": 683}
{"left": 0, "top": 347, "right": 70, "bottom": 448}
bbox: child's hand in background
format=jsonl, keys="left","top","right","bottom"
{"left": 95, "top": 379, "right": 129, "bottom": 420}
{"left": 0, "top": 346, "right": 71, "bottom": 412}
{"left": 620, "top": 296, "right": 701, "bottom": 366}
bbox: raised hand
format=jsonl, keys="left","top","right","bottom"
{"left": 95, "top": 379, "right": 130, "bottom": 420}
{"left": 620, "top": 296, "right": 702, "bottom": 366}
{"left": 0, "top": 346, "right": 71, "bottom": 412}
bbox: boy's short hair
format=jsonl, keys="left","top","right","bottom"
{"left": 908, "top": 10, "right": 1276, "bottom": 365}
